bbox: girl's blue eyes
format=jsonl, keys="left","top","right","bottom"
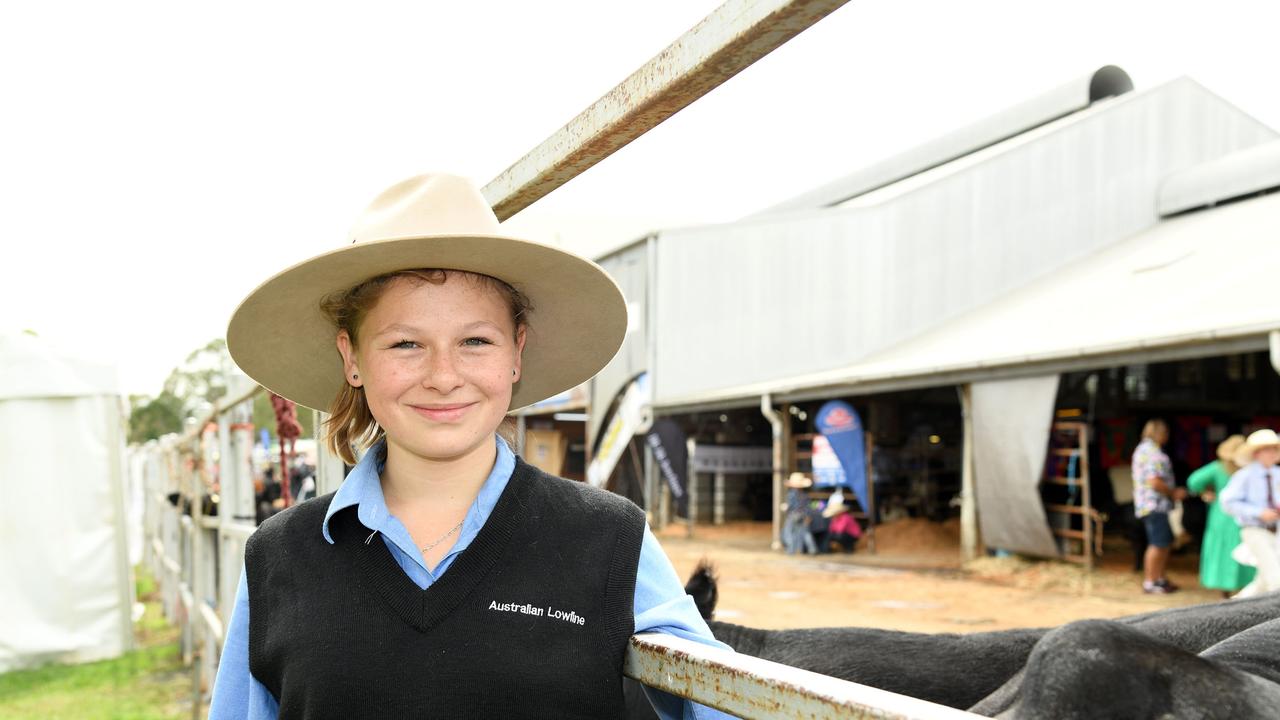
{"left": 390, "top": 338, "right": 493, "bottom": 349}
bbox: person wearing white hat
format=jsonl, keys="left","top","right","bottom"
{"left": 208, "top": 174, "right": 733, "bottom": 719}
{"left": 1219, "top": 429, "right": 1280, "bottom": 593}
{"left": 820, "top": 494, "right": 862, "bottom": 554}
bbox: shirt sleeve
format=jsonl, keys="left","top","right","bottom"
{"left": 1221, "top": 468, "right": 1270, "bottom": 525}
{"left": 633, "top": 525, "right": 739, "bottom": 720}
{"left": 1136, "top": 451, "right": 1165, "bottom": 485}
{"left": 208, "top": 566, "right": 280, "bottom": 720}
{"left": 1186, "top": 463, "right": 1218, "bottom": 495}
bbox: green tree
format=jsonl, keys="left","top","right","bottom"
{"left": 127, "top": 391, "right": 184, "bottom": 443}
{"left": 161, "top": 338, "right": 231, "bottom": 415}
{"left": 128, "top": 337, "right": 317, "bottom": 445}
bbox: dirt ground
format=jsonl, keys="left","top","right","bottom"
{"left": 653, "top": 518, "right": 1223, "bottom": 633}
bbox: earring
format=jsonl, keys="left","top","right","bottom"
{"left": 512, "top": 369, "right": 517, "bottom": 377}
{"left": 352, "top": 373, "right": 359, "bottom": 380}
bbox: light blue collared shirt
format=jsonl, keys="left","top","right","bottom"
{"left": 1221, "top": 461, "right": 1280, "bottom": 528}
{"left": 209, "top": 436, "right": 734, "bottom": 719}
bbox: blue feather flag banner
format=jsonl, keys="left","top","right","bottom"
{"left": 815, "top": 400, "right": 869, "bottom": 512}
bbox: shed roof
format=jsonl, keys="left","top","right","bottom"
{"left": 656, "top": 191, "right": 1280, "bottom": 410}
{"left": 652, "top": 77, "right": 1277, "bottom": 407}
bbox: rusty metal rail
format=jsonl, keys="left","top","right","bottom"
{"left": 626, "top": 634, "right": 985, "bottom": 719}
{"left": 481, "top": 0, "right": 851, "bottom": 220}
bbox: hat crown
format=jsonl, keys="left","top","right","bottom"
{"left": 350, "top": 174, "right": 501, "bottom": 244}
{"left": 786, "top": 472, "right": 812, "bottom": 488}
{"left": 1218, "top": 434, "right": 1246, "bottom": 462}
{"left": 1247, "top": 429, "right": 1280, "bottom": 447}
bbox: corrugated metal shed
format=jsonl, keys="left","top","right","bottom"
{"left": 658, "top": 191, "right": 1280, "bottom": 408}
{"left": 651, "top": 77, "right": 1277, "bottom": 409}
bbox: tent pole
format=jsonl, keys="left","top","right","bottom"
{"left": 959, "top": 384, "right": 979, "bottom": 562}
{"left": 761, "top": 393, "right": 785, "bottom": 551}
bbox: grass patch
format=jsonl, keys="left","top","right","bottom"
{"left": 0, "top": 567, "right": 192, "bottom": 720}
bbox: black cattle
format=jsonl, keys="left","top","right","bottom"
{"left": 1000, "top": 617, "right": 1280, "bottom": 719}
{"left": 686, "top": 561, "right": 1280, "bottom": 714}
{"left": 709, "top": 619, "right": 1043, "bottom": 711}
{"left": 687, "top": 561, "right": 1041, "bottom": 708}
{"left": 970, "top": 592, "right": 1280, "bottom": 715}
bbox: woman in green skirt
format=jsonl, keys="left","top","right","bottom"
{"left": 1187, "top": 434, "right": 1254, "bottom": 596}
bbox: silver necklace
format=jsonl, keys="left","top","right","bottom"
{"left": 420, "top": 519, "right": 465, "bottom": 553}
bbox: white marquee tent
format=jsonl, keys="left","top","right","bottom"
{"left": 0, "top": 332, "right": 133, "bottom": 673}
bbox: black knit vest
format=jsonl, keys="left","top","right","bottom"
{"left": 245, "top": 458, "right": 645, "bottom": 719}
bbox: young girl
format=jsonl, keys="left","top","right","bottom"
{"left": 209, "top": 174, "right": 732, "bottom": 719}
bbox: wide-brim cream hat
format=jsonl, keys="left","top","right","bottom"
{"left": 1217, "top": 434, "right": 1246, "bottom": 464}
{"left": 1234, "top": 429, "right": 1280, "bottom": 466}
{"left": 786, "top": 472, "right": 812, "bottom": 489}
{"left": 822, "top": 494, "right": 849, "bottom": 519}
{"left": 227, "top": 174, "right": 627, "bottom": 411}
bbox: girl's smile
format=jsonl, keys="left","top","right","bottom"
{"left": 409, "top": 402, "right": 477, "bottom": 423}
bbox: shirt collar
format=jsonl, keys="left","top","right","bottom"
{"left": 321, "top": 434, "right": 517, "bottom": 545}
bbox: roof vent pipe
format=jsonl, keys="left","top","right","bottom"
{"left": 753, "top": 65, "right": 1133, "bottom": 217}
{"left": 1089, "top": 65, "right": 1134, "bottom": 102}
{"left": 1158, "top": 139, "right": 1280, "bottom": 217}
{"left": 761, "top": 393, "right": 785, "bottom": 551}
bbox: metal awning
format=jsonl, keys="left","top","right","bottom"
{"left": 657, "top": 191, "right": 1280, "bottom": 411}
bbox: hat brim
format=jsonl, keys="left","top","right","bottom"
{"left": 227, "top": 232, "right": 627, "bottom": 412}
{"left": 1239, "top": 440, "right": 1280, "bottom": 463}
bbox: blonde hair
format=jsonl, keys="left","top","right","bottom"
{"left": 318, "top": 268, "right": 532, "bottom": 464}
{"left": 1141, "top": 419, "right": 1169, "bottom": 444}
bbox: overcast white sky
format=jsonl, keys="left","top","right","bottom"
{"left": 3, "top": 0, "right": 1278, "bottom": 398}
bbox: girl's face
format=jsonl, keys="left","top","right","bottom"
{"left": 336, "top": 275, "right": 524, "bottom": 466}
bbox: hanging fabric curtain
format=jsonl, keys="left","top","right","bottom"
{"left": 970, "top": 376, "right": 1061, "bottom": 558}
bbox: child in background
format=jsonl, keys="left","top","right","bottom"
{"left": 782, "top": 472, "right": 817, "bottom": 555}
{"left": 823, "top": 493, "right": 862, "bottom": 553}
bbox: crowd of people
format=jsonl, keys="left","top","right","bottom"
{"left": 779, "top": 419, "right": 1280, "bottom": 599}
{"left": 1132, "top": 419, "right": 1280, "bottom": 596}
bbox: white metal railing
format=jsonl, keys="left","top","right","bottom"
{"left": 627, "top": 634, "right": 980, "bottom": 719}
{"left": 141, "top": 381, "right": 262, "bottom": 708}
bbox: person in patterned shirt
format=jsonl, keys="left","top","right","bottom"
{"left": 1131, "top": 419, "right": 1187, "bottom": 594}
